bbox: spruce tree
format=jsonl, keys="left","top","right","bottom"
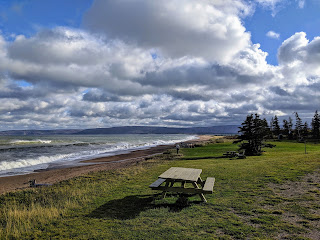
{"left": 288, "top": 117, "right": 293, "bottom": 139}
{"left": 272, "top": 115, "right": 281, "bottom": 136}
{"left": 295, "top": 112, "right": 302, "bottom": 140}
{"left": 302, "top": 121, "right": 309, "bottom": 138}
{"left": 270, "top": 117, "right": 274, "bottom": 133}
{"left": 311, "top": 110, "right": 320, "bottom": 139}
{"left": 238, "top": 114, "right": 268, "bottom": 156}
{"left": 283, "top": 119, "right": 289, "bottom": 136}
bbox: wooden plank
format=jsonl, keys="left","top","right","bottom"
{"left": 192, "top": 182, "right": 207, "bottom": 202}
{"left": 149, "top": 178, "right": 166, "bottom": 188}
{"left": 187, "top": 169, "right": 202, "bottom": 181}
{"left": 170, "top": 167, "right": 183, "bottom": 179}
{"left": 203, "top": 177, "right": 215, "bottom": 193}
{"left": 159, "top": 167, "right": 202, "bottom": 182}
{"left": 159, "top": 167, "right": 178, "bottom": 179}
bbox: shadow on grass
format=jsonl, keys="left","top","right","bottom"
{"left": 181, "top": 156, "right": 225, "bottom": 160}
{"left": 87, "top": 193, "right": 203, "bottom": 220}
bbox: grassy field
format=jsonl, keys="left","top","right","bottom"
{"left": 1, "top": 139, "right": 320, "bottom": 239}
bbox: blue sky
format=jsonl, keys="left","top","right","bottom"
{"left": 1, "top": 0, "right": 319, "bottom": 65}
{"left": 245, "top": 0, "right": 320, "bottom": 65}
{"left": 0, "top": 0, "right": 92, "bottom": 37}
{"left": 0, "top": 0, "right": 319, "bottom": 130}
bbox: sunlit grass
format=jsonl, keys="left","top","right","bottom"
{"left": 0, "top": 140, "right": 319, "bottom": 239}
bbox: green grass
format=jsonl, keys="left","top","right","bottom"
{"left": 1, "top": 140, "right": 320, "bottom": 239}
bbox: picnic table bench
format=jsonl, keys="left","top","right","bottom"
{"left": 223, "top": 151, "right": 237, "bottom": 157}
{"left": 223, "top": 151, "right": 246, "bottom": 159}
{"left": 149, "top": 167, "right": 215, "bottom": 203}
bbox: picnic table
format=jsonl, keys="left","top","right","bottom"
{"left": 223, "top": 151, "right": 237, "bottom": 157}
{"left": 149, "top": 167, "right": 215, "bottom": 203}
{"left": 223, "top": 150, "right": 246, "bottom": 159}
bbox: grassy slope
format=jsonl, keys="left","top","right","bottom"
{"left": 1, "top": 140, "right": 320, "bottom": 239}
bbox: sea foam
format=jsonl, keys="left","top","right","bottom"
{"left": 0, "top": 134, "right": 198, "bottom": 176}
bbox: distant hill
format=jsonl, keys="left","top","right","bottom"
{"left": 0, "top": 125, "right": 239, "bottom": 136}
{"left": 0, "top": 129, "right": 82, "bottom": 136}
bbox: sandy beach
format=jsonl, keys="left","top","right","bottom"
{"left": 0, "top": 135, "right": 214, "bottom": 194}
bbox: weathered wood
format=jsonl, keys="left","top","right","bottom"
{"left": 150, "top": 167, "right": 215, "bottom": 203}
{"left": 161, "top": 180, "right": 170, "bottom": 199}
{"left": 192, "top": 182, "right": 207, "bottom": 202}
{"left": 203, "top": 177, "right": 215, "bottom": 193}
{"left": 159, "top": 167, "right": 202, "bottom": 182}
{"left": 197, "top": 177, "right": 204, "bottom": 187}
{"left": 224, "top": 151, "right": 237, "bottom": 157}
{"left": 149, "top": 178, "right": 166, "bottom": 188}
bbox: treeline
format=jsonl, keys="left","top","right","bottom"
{"left": 237, "top": 111, "right": 320, "bottom": 156}
{"left": 269, "top": 111, "right": 320, "bottom": 140}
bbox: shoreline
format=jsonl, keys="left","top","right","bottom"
{"left": 0, "top": 135, "right": 214, "bottom": 194}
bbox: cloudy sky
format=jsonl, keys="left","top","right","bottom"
{"left": 0, "top": 0, "right": 319, "bottom": 130}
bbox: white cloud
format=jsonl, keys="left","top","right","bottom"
{"left": 278, "top": 32, "right": 320, "bottom": 89}
{"left": 1, "top": 1, "right": 320, "bottom": 130}
{"left": 254, "top": 0, "right": 283, "bottom": 16}
{"left": 83, "top": 0, "right": 252, "bottom": 63}
{"left": 266, "top": 30, "right": 280, "bottom": 39}
{"left": 297, "top": 0, "right": 305, "bottom": 8}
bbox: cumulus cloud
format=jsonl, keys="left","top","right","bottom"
{"left": 278, "top": 32, "right": 320, "bottom": 83}
{"left": 0, "top": 0, "right": 320, "bottom": 130}
{"left": 266, "top": 31, "right": 280, "bottom": 39}
{"left": 83, "top": 0, "right": 251, "bottom": 63}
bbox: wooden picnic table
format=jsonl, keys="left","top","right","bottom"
{"left": 223, "top": 151, "right": 237, "bottom": 157}
{"left": 149, "top": 167, "right": 215, "bottom": 203}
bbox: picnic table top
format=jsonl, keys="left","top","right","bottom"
{"left": 158, "top": 167, "right": 202, "bottom": 182}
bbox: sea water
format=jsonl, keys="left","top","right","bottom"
{"left": 0, "top": 134, "right": 197, "bottom": 177}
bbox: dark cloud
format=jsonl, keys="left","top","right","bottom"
{"left": 269, "top": 86, "right": 290, "bottom": 96}
{"left": 82, "top": 89, "right": 125, "bottom": 102}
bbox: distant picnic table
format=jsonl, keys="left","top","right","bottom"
{"left": 223, "top": 151, "right": 237, "bottom": 157}
{"left": 149, "top": 167, "right": 215, "bottom": 203}
{"left": 223, "top": 150, "right": 246, "bottom": 159}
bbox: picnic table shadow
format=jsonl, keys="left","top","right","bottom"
{"left": 87, "top": 193, "right": 203, "bottom": 220}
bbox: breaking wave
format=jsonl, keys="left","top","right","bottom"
{"left": 0, "top": 134, "right": 198, "bottom": 176}
{"left": 10, "top": 139, "right": 52, "bottom": 144}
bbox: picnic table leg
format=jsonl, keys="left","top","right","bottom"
{"left": 197, "top": 177, "right": 204, "bottom": 187}
{"left": 162, "top": 180, "right": 175, "bottom": 199}
{"left": 192, "top": 182, "right": 207, "bottom": 202}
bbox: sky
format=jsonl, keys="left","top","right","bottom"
{"left": 0, "top": 0, "right": 320, "bottom": 130}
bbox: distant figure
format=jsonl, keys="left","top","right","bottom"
{"left": 176, "top": 144, "right": 180, "bottom": 154}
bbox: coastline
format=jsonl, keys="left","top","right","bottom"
{"left": 0, "top": 135, "right": 214, "bottom": 194}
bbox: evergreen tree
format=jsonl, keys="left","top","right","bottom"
{"left": 311, "top": 110, "right": 320, "bottom": 139}
{"left": 288, "top": 117, "right": 293, "bottom": 139}
{"left": 302, "top": 121, "right": 309, "bottom": 138}
{"left": 295, "top": 112, "right": 302, "bottom": 140}
{"left": 283, "top": 119, "right": 289, "bottom": 136}
{"left": 238, "top": 114, "right": 268, "bottom": 156}
{"left": 262, "top": 118, "right": 271, "bottom": 138}
{"left": 272, "top": 115, "right": 281, "bottom": 136}
{"left": 269, "top": 117, "right": 274, "bottom": 133}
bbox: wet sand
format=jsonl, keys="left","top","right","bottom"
{"left": 0, "top": 135, "right": 214, "bottom": 194}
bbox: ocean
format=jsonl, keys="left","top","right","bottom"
{"left": 0, "top": 134, "right": 197, "bottom": 177}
